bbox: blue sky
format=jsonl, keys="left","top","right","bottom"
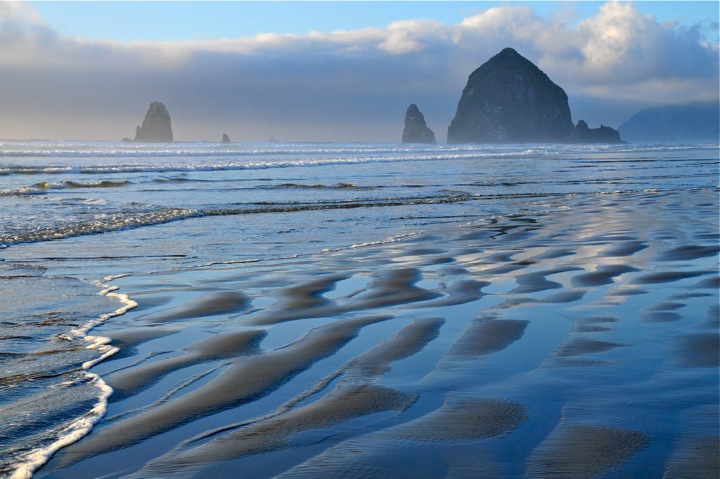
{"left": 2, "top": 1, "right": 719, "bottom": 141}
{"left": 28, "top": 2, "right": 719, "bottom": 42}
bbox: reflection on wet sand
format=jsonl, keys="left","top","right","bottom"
{"left": 39, "top": 189, "right": 719, "bottom": 478}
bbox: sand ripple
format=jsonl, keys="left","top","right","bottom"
{"left": 40, "top": 188, "right": 719, "bottom": 478}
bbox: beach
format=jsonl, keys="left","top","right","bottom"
{"left": 37, "top": 189, "right": 720, "bottom": 478}
{"left": 0, "top": 141, "right": 717, "bottom": 478}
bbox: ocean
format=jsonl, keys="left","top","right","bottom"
{"left": 0, "top": 141, "right": 718, "bottom": 478}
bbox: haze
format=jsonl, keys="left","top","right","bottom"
{"left": 1, "top": 1, "right": 718, "bottom": 142}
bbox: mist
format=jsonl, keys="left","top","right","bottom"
{"left": 0, "top": 1, "right": 717, "bottom": 142}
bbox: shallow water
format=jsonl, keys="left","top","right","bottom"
{"left": 0, "top": 141, "right": 717, "bottom": 478}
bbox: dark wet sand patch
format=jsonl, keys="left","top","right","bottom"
{"left": 139, "top": 318, "right": 443, "bottom": 473}
{"left": 435, "top": 265, "right": 471, "bottom": 277}
{"left": 248, "top": 268, "right": 440, "bottom": 326}
{"left": 571, "top": 264, "right": 639, "bottom": 287}
{"left": 704, "top": 304, "right": 720, "bottom": 328}
{"left": 56, "top": 315, "right": 391, "bottom": 464}
{"left": 693, "top": 275, "right": 720, "bottom": 289}
{"left": 144, "top": 291, "right": 250, "bottom": 322}
{"left": 668, "top": 291, "right": 713, "bottom": 300}
{"left": 607, "top": 286, "right": 649, "bottom": 297}
{"left": 357, "top": 268, "right": 441, "bottom": 306}
{"left": 481, "top": 263, "right": 533, "bottom": 275}
{"left": 510, "top": 266, "right": 582, "bottom": 294}
{"left": 657, "top": 244, "right": 720, "bottom": 261}
{"left": 539, "top": 290, "right": 585, "bottom": 304}
{"left": 631, "top": 270, "right": 713, "bottom": 285}
{"left": 554, "top": 338, "right": 623, "bottom": 358}
{"left": 448, "top": 319, "right": 529, "bottom": 359}
{"left": 664, "top": 436, "right": 720, "bottom": 479}
{"left": 532, "top": 249, "right": 576, "bottom": 260}
{"left": 643, "top": 311, "right": 682, "bottom": 323}
{"left": 345, "top": 317, "right": 444, "bottom": 379}
{"left": 280, "top": 274, "right": 349, "bottom": 309}
{"left": 386, "top": 397, "right": 527, "bottom": 441}
{"left": 108, "top": 329, "right": 267, "bottom": 399}
{"left": 274, "top": 441, "right": 451, "bottom": 479}
{"left": 428, "top": 255, "right": 455, "bottom": 265}
{"left": 126, "top": 294, "right": 173, "bottom": 312}
{"left": 495, "top": 228, "right": 542, "bottom": 242}
{"left": 646, "top": 301, "right": 685, "bottom": 311}
{"left": 406, "top": 247, "right": 446, "bottom": 256}
{"left": 484, "top": 251, "right": 519, "bottom": 263}
{"left": 143, "top": 384, "right": 416, "bottom": 470}
{"left": 571, "top": 317, "right": 618, "bottom": 333}
{"left": 421, "top": 279, "right": 489, "bottom": 307}
{"left": 106, "top": 328, "right": 176, "bottom": 352}
{"left": 527, "top": 424, "right": 648, "bottom": 478}
{"left": 674, "top": 332, "right": 720, "bottom": 367}
{"left": 600, "top": 240, "right": 648, "bottom": 257}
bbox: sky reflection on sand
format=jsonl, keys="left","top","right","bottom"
{"left": 34, "top": 187, "right": 719, "bottom": 478}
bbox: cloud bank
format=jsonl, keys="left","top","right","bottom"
{"left": 0, "top": 1, "right": 717, "bottom": 141}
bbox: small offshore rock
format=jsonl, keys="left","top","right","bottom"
{"left": 402, "top": 104, "right": 436, "bottom": 144}
{"left": 571, "top": 120, "right": 623, "bottom": 144}
{"left": 133, "top": 101, "right": 174, "bottom": 143}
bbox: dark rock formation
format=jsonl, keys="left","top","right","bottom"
{"left": 571, "top": 120, "right": 623, "bottom": 143}
{"left": 222, "top": 133, "right": 230, "bottom": 144}
{"left": 134, "top": 102, "right": 173, "bottom": 142}
{"left": 402, "top": 104, "right": 436, "bottom": 144}
{"left": 447, "top": 47, "right": 623, "bottom": 144}
{"left": 619, "top": 103, "right": 719, "bottom": 142}
{"left": 448, "top": 48, "right": 574, "bottom": 144}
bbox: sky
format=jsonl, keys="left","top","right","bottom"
{"left": 1, "top": 1, "right": 718, "bottom": 142}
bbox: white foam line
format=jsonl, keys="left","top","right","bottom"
{"left": 9, "top": 280, "right": 138, "bottom": 479}
{"left": 10, "top": 373, "right": 113, "bottom": 479}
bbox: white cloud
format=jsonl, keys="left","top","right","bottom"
{"left": 0, "top": 1, "right": 44, "bottom": 25}
{"left": 578, "top": 2, "right": 647, "bottom": 72}
{"left": 0, "top": 1, "right": 717, "bottom": 141}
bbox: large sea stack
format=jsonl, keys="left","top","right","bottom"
{"left": 447, "top": 48, "right": 622, "bottom": 144}
{"left": 448, "top": 48, "right": 573, "bottom": 143}
{"left": 134, "top": 102, "right": 173, "bottom": 142}
{"left": 402, "top": 104, "right": 436, "bottom": 144}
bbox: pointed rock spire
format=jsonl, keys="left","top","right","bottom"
{"left": 134, "top": 101, "right": 173, "bottom": 143}
{"left": 402, "top": 104, "right": 436, "bottom": 144}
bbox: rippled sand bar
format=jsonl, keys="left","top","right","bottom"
{"left": 38, "top": 188, "right": 719, "bottom": 478}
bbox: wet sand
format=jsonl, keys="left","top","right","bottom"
{"left": 37, "top": 188, "right": 719, "bottom": 478}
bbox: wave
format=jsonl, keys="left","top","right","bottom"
{"left": 271, "top": 182, "right": 371, "bottom": 190}
{"left": 2, "top": 141, "right": 714, "bottom": 177}
{"left": 65, "top": 180, "right": 130, "bottom": 189}
{"left": 5, "top": 279, "right": 137, "bottom": 479}
{"left": 1, "top": 180, "right": 131, "bottom": 197}
{"left": 3, "top": 187, "right": 709, "bottom": 249}
{"left": 0, "top": 191, "right": 482, "bottom": 247}
{"left": 0, "top": 208, "right": 202, "bottom": 247}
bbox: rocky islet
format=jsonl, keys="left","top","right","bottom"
{"left": 402, "top": 104, "right": 436, "bottom": 144}
{"left": 133, "top": 101, "right": 174, "bottom": 143}
{"left": 446, "top": 48, "right": 623, "bottom": 144}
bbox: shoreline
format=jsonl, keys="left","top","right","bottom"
{"left": 31, "top": 187, "right": 719, "bottom": 478}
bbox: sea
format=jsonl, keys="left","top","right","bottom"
{"left": 0, "top": 140, "right": 717, "bottom": 478}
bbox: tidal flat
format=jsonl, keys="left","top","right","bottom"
{"left": 36, "top": 187, "right": 719, "bottom": 478}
